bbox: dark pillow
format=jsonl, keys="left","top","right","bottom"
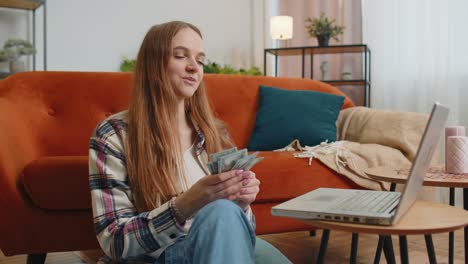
{"left": 247, "top": 86, "right": 345, "bottom": 151}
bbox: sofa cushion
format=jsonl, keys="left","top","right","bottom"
{"left": 247, "top": 86, "right": 345, "bottom": 151}
{"left": 22, "top": 156, "right": 90, "bottom": 210}
{"left": 253, "top": 151, "right": 361, "bottom": 203}
{"left": 20, "top": 152, "right": 359, "bottom": 210}
{"left": 204, "top": 74, "right": 354, "bottom": 149}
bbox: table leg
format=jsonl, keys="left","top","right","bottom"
{"left": 399, "top": 235, "right": 409, "bottom": 264}
{"left": 381, "top": 183, "right": 396, "bottom": 264}
{"left": 350, "top": 233, "right": 359, "bottom": 264}
{"left": 274, "top": 56, "right": 278, "bottom": 77}
{"left": 449, "top": 187, "right": 455, "bottom": 264}
{"left": 317, "top": 229, "right": 330, "bottom": 264}
{"left": 373, "top": 236, "right": 385, "bottom": 264}
{"left": 26, "top": 253, "right": 46, "bottom": 264}
{"left": 424, "top": 234, "right": 437, "bottom": 264}
{"left": 464, "top": 188, "right": 467, "bottom": 264}
{"left": 383, "top": 236, "right": 396, "bottom": 264}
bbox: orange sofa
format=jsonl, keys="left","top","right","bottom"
{"left": 0, "top": 72, "right": 360, "bottom": 262}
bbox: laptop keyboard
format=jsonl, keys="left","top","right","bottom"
{"left": 328, "top": 191, "right": 400, "bottom": 213}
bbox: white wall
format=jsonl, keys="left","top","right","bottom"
{"left": 1, "top": 0, "right": 265, "bottom": 72}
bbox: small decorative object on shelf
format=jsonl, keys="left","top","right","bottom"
{"left": 0, "top": 38, "right": 36, "bottom": 73}
{"left": 319, "top": 61, "right": 329, "bottom": 80}
{"left": 341, "top": 71, "right": 352, "bottom": 80}
{"left": 305, "top": 12, "right": 345, "bottom": 47}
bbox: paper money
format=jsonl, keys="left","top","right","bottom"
{"left": 209, "top": 147, "right": 237, "bottom": 162}
{"left": 244, "top": 157, "right": 264, "bottom": 170}
{"left": 232, "top": 151, "right": 259, "bottom": 170}
{"left": 207, "top": 147, "right": 263, "bottom": 174}
{"left": 218, "top": 148, "right": 247, "bottom": 172}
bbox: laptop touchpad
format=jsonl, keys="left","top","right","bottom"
{"left": 312, "top": 195, "right": 340, "bottom": 202}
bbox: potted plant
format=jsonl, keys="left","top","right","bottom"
{"left": 0, "top": 38, "right": 36, "bottom": 73}
{"left": 119, "top": 57, "right": 136, "bottom": 72}
{"left": 305, "top": 12, "right": 345, "bottom": 47}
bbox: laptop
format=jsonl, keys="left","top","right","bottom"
{"left": 271, "top": 103, "right": 449, "bottom": 225}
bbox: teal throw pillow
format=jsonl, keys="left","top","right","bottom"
{"left": 247, "top": 86, "right": 345, "bottom": 151}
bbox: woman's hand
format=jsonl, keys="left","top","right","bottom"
{"left": 235, "top": 171, "right": 260, "bottom": 211}
{"left": 175, "top": 169, "right": 248, "bottom": 220}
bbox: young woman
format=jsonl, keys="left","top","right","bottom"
{"left": 89, "top": 21, "right": 291, "bottom": 264}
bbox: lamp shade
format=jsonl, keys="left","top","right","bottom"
{"left": 270, "top": 16, "right": 293, "bottom": 40}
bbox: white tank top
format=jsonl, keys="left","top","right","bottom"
{"left": 183, "top": 142, "right": 206, "bottom": 186}
{"left": 182, "top": 142, "right": 207, "bottom": 231}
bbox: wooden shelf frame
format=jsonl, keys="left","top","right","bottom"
{"left": 264, "top": 44, "right": 371, "bottom": 106}
{"left": 265, "top": 45, "right": 367, "bottom": 57}
{"left": 0, "top": 0, "right": 44, "bottom": 10}
{"left": 0, "top": 0, "right": 47, "bottom": 70}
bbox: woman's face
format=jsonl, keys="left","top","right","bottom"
{"left": 168, "top": 27, "right": 205, "bottom": 100}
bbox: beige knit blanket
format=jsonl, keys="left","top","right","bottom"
{"left": 276, "top": 107, "right": 435, "bottom": 191}
{"left": 337, "top": 106, "right": 437, "bottom": 162}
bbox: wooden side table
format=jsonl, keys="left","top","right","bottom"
{"left": 366, "top": 166, "right": 468, "bottom": 264}
{"left": 304, "top": 201, "right": 468, "bottom": 264}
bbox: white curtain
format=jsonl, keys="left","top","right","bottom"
{"left": 362, "top": 0, "right": 468, "bottom": 206}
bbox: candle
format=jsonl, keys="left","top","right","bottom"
{"left": 445, "top": 126, "right": 465, "bottom": 138}
{"left": 445, "top": 126, "right": 466, "bottom": 170}
{"left": 446, "top": 136, "right": 468, "bottom": 174}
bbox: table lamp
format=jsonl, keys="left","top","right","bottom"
{"left": 270, "top": 16, "right": 293, "bottom": 47}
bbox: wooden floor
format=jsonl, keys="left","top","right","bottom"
{"left": 1, "top": 229, "right": 465, "bottom": 263}
{"left": 260, "top": 229, "right": 466, "bottom": 264}
{"left": 0, "top": 250, "right": 84, "bottom": 264}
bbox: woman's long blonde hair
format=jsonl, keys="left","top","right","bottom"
{"left": 126, "top": 21, "right": 232, "bottom": 212}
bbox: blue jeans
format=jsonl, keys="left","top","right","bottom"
{"left": 163, "top": 200, "right": 291, "bottom": 264}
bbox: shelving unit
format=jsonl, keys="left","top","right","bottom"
{"left": 0, "top": 0, "right": 47, "bottom": 76}
{"left": 264, "top": 44, "right": 371, "bottom": 106}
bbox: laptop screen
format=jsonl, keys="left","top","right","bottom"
{"left": 392, "top": 103, "right": 449, "bottom": 224}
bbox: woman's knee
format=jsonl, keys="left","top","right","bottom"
{"left": 198, "top": 199, "right": 243, "bottom": 219}
{"left": 255, "top": 238, "right": 292, "bottom": 264}
{"left": 192, "top": 199, "right": 251, "bottom": 233}
{"left": 185, "top": 199, "right": 256, "bottom": 262}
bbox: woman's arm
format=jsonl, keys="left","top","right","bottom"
{"left": 89, "top": 119, "right": 185, "bottom": 261}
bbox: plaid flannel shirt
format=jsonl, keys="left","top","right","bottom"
{"left": 89, "top": 110, "right": 255, "bottom": 263}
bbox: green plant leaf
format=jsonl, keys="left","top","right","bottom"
{"left": 305, "top": 12, "right": 345, "bottom": 41}
{"left": 0, "top": 38, "right": 36, "bottom": 61}
{"left": 120, "top": 58, "right": 135, "bottom": 72}
{"left": 119, "top": 58, "right": 262, "bottom": 76}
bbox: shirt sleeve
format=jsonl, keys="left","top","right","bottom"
{"left": 88, "top": 119, "right": 186, "bottom": 261}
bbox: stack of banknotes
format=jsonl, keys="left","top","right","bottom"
{"left": 207, "top": 147, "right": 264, "bottom": 174}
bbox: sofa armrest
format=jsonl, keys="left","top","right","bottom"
{"left": 22, "top": 156, "right": 90, "bottom": 210}
{"left": 0, "top": 107, "right": 40, "bottom": 201}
